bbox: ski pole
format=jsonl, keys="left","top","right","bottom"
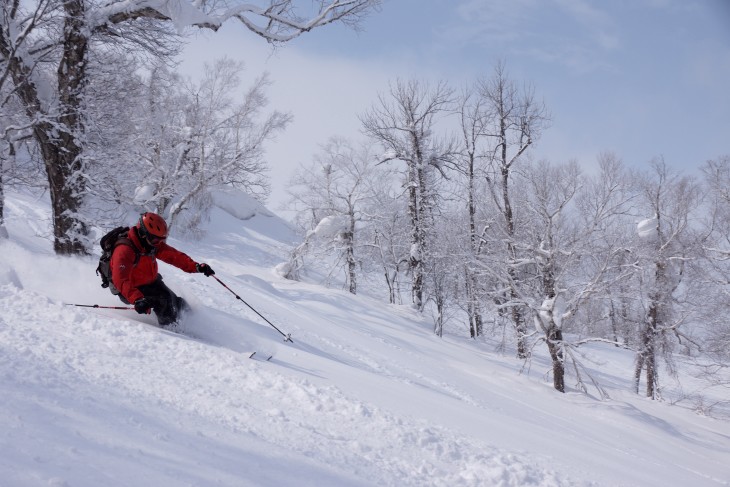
{"left": 66, "top": 303, "right": 135, "bottom": 310}
{"left": 210, "top": 275, "right": 293, "bottom": 343}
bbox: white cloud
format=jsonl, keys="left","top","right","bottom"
{"left": 446, "top": 0, "right": 620, "bottom": 73}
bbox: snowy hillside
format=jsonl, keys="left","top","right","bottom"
{"left": 1, "top": 189, "right": 729, "bottom": 487}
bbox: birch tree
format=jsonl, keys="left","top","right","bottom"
{"left": 0, "top": 90, "right": 42, "bottom": 238}
{"left": 286, "top": 136, "right": 380, "bottom": 294}
{"left": 0, "top": 0, "right": 380, "bottom": 254}
{"left": 689, "top": 156, "right": 730, "bottom": 402}
{"left": 454, "top": 81, "right": 493, "bottom": 337}
{"left": 151, "top": 59, "right": 290, "bottom": 232}
{"left": 360, "top": 78, "right": 456, "bottom": 309}
{"left": 632, "top": 158, "right": 705, "bottom": 399}
{"left": 366, "top": 184, "right": 410, "bottom": 304}
{"left": 519, "top": 160, "right": 584, "bottom": 392}
{"left": 80, "top": 57, "right": 289, "bottom": 236}
{"left": 572, "top": 152, "right": 637, "bottom": 345}
{"left": 516, "top": 158, "right": 636, "bottom": 393}
{"left": 480, "top": 61, "right": 549, "bottom": 358}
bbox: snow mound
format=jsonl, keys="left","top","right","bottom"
{"left": 312, "top": 215, "right": 348, "bottom": 240}
{"left": 212, "top": 189, "right": 274, "bottom": 221}
{"left": 637, "top": 216, "right": 657, "bottom": 239}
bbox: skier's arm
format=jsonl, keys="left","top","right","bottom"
{"left": 111, "top": 246, "right": 144, "bottom": 303}
{"left": 155, "top": 243, "right": 198, "bottom": 273}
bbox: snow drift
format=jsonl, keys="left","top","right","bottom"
{"left": 1, "top": 189, "right": 729, "bottom": 487}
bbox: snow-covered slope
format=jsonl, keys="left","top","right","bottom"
{"left": 1, "top": 189, "right": 729, "bottom": 487}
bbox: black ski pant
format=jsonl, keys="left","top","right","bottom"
{"left": 120, "top": 275, "right": 187, "bottom": 326}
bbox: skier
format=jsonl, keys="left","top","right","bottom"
{"left": 110, "top": 212, "right": 215, "bottom": 326}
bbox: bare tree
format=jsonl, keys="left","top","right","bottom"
{"left": 0, "top": 0, "right": 381, "bottom": 254}
{"left": 480, "top": 61, "right": 550, "bottom": 358}
{"left": 81, "top": 58, "right": 289, "bottom": 236}
{"left": 366, "top": 189, "right": 410, "bottom": 304}
{"left": 169, "top": 59, "right": 290, "bottom": 231}
{"left": 0, "top": 89, "right": 43, "bottom": 238}
{"left": 286, "top": 136, "right": 380, "bottom": 294}
{"left": 360, "top": 78, "right": 456, "bottom": 309}
{"left": 573, "top": 152, "right": 638, "bottom": 346}
{"left": 522, "top": 160, "right": 584, "bottom": 392}
{"left": 484, "top": 154, "right": 645, "bottom": 394}
{"left": 690, "top": 155, "right": 730, "bottom": 404}
{"left": 632, "top": 158, "right": 705, "bottom": 399}
{"left": 517, "top": 157, "right": 633, "bottom": 394}
{"left": 454, "top": 81, "right": 492, "bottom": 337}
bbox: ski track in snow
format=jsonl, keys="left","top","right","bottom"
{"left": 219, "top": 277, "right": 489, "bottom": 410}
{"left": 0, "top": 285, "right": 579, "bottom": 487}
{"left": 2, "top": 190, "right": 730, "bottom": 487}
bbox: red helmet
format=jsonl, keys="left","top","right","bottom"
{"left": 138, "top": 212, "right": 168, "bottom": 241}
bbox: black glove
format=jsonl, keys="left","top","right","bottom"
{"left": 196, "top": 263, "right": 215, "bottom": 277}
{"left": 134, "top": 298, "right": 152, "bottom": 314}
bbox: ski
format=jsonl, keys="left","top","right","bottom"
{"left": 154, "top": 324, "right": 273, "bottom": 361}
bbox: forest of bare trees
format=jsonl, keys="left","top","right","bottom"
{"left": 285, "top": 65, "right": 730, "bottom": 398}
{"left": 2, "top": 0, "right": 728, "bottom": 401}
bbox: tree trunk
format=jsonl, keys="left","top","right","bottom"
{"left": 1, "top": 0, "right": 90, "bottom": 254}
{"left": 547, "top": 327, "right": 565, "bottom": 392}
{"left": 642, "top": 298, "right": 659, "bottom": 399}
{"left": 344, "top": 217, "right": 357, "bottom": 294}
{"left": 384, "top": 269, "right": 395, "bottom": 304}
{"left": 609, "top": 301, "right": 620, "bottom": 346}
{"left": 466, "top": 147, "right": 479, "bottom": 338}
{"left": 466, "top": 273, "right": 482, "bottom": 339}
{"left": 633, "top": 353, "right": 644, "bottom": 395}
{"left": 467, "top": 297, "right": 483, "bottom": 338}
{"left": 0, "top": 169, "right": 6, "bottom": 239}
{"left": 434, "top": 294, "right": 444, "bottom": 337}
{"left": 511, "top": 291, "right": 527, "bottom": 357}
{"left": 53, "top": 0, "right": 90, "bottom": 253}
{"left": 621, "top": 296, "right": 632, "bottom": 347}
{"left": 408, "top": 163, "right": 424, "bottom": 308}
{"left": 635, "top": 262, "right": 664, "bottom": 399}
{"left": 473, "top": 312, "right": 482, "bottom": 338}
{"left": 376, "top": 230, "right": 398, "bottom": 304}
{"left": 39, "top": 125, "right": 88, "bottom": 254}
{"left": 542, "top": 267, "right": 564, "bottom": 392}
{"left": 500, "top": 163, "right": 528, "bottom": 358}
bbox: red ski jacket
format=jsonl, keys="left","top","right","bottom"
{"left": 110, "top": 227, "right": 198, "bottom": 304}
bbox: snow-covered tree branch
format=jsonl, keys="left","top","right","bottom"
{"left": 0, "top": 0, "right": 380, "bottom": 253}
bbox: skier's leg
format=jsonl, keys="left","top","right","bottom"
{"left": 138, "top": 275, "right": 181, "bottom": 326}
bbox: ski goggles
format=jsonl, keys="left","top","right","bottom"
{"left": 147, "top": 235, "right": 166, "bottom": 245}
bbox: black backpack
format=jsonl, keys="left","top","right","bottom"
{"left": 96, "top": 226, "right": 141, "bottom": 295}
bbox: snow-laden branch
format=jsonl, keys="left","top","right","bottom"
{"left": 92, "top": 1, "right": 217, "bottom": 31}
{"left": 90, "top": 0, "right": 378, "bottom": 39}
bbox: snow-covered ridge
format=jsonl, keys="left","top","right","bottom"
{"left": 1, "top": 189, "right": 729, "bottom": 487}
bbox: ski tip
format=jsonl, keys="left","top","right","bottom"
{"left": 247, "top": 351, "right": 273, "bottom": 361}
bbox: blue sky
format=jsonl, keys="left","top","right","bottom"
{"left": 183, "top": 0, "right": 730, "bottom": 206}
